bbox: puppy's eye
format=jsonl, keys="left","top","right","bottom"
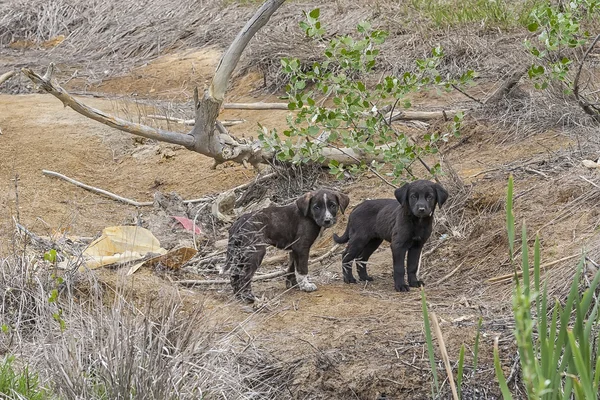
{"left": 410, "top": 194, "right": 417, "bottom": 199}
{"left": 328, "top": 203, "right": 337, "bottom": 208}
{"left": 313, "top": 205, "right": 320, "bottom": 210}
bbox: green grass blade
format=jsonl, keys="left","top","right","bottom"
{"left": 593, "top": 335, "right": 600, "bottom": 394}
{"left": 457, "top": 344, "right": 465, "bottom": 399}
{"left": 421, "top": 289, "right": 439, "bottom": 393}
{"left": 521, "top": 222, "right": 530, "bottom": 297}
{"left": 553, "top": 267, "right": 582, "bottom": 370}
{"left": 567, "top": 331, "right": 595, "bottom": 399}
{"left": 494, "top": 340, "right": 513, "bottom": 400}
{"left": 506, "top": 175, "right": 515, "bottom": 262}
{"left": 580, "top": 255, "right": 600, "bottom": 313}
{"left": 571, "top": 377, "right": 585, "bottom": 400}
{"left": 533, "top": 236, "right": 540, "bottom": 295}
{"left": 473, "top": 317, "right": 483, "bottom": 374}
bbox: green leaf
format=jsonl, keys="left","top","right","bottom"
{"left": 494, "top": 342, "right": 513, "bottom": 400}
{"left": 357, "top": 21, "right": 371, "bottom": 33}
{"left": 309, "top": 8, "right": 320, "bottom": 19}
{"left": 528, "top": 22, "right": 539, "bottom": 32}
{"left": 48, "top": 289, "right": 58, "bottom": 303}
{"left": 506, "top": 175, "right": 515, "bottom": 262}
{"left": 44, "top": 249, "right": 57, "bottom": 263}
{"left": 457, "top": 345, "right": 465, "bottom": 399}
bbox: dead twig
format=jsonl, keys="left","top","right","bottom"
{"left": 42, "top": 169, "right": 277, "bottom": 207}
{"left": 433, "top": 262, "right": 464, "bottom": 286}
{"left": 430, "top": 311, "right": 460, "bottom": 400}
{"left": 42, "top": 169, "right": 154, "bottom": 207}
{"left": 180, "top": 244, "right": 340, "bottom": 285}
{"left": 580, "top": 175, "right": 600, "bottom": 190}
{"left": 177, "top": 269, "right": 289, "bottom": 286}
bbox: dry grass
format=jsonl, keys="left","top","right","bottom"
{"left": 0, "top": 243, "right": 298, "bottom": 399}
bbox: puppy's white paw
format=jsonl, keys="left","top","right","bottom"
{"left": 300, "top": 281, "right": 317, "bottom": 292}
{"left": 295, "top": 273, "right": 318, "bottom": 292}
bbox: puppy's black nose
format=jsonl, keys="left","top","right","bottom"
{"left": 418, "top": 207, "right": 425, "bottom": 213}
{"left": 323, "top": 218, "right": 333, "bottom": 226}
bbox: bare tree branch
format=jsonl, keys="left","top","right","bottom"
{"left": 574, "top": 33, "right": 600, "bottom": 122}
{"left": 22, "top": 66, "right": 196, "bottom": 148}
{"left": 211, "top": 0, "right": 287, "bottom": 101}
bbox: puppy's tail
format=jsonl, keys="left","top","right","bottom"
{"left": 333, "top": 228, "right": 350, "bottom": 244}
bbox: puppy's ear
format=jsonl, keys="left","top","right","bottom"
{"left": 394, "top": 183, "right": 410, "bottom": 205}
{"left": 434, "top": 183, "right": 449, "bottom": 208}
{"left": 296, "top": 192, "right": 313, "bottom": 216}
{"left": 335, "top": 192, "right": 350, "bottom": 214}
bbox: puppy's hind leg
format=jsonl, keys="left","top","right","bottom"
{"left": 341, "top": 241, "right": 364, "bottom": 284}
{"left": 356, "top": 238, "right": 383, "bottom": 282}
{"left": 237, "top": 245, "right": 267, "bottom": 303}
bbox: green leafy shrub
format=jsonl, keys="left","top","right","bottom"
{"left": 525, "top": 0, "right": 600, "bottom": 91}
{"left": 259, "top": 8, "right": 473, "bottom": 183}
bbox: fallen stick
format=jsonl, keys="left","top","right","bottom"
{"left": 0, "top": 70, "right": 16, "bottom": 86}
{"left": 487, "top": 254, "right": 581, "bottom": 283}
{"left": 42, "top": 170, "right": 277, "bottom": 207}
{"left": 147, "top": 115, "right": 245, "bottom": 127}
{"left": 177, "top": 244, "right": 341, "bottom": 286}
{"left": 42, "top": 170, "right": 154, "bottom": 207}
{"left": 223, "top": 102, "right": 289, "bottom": 110}
{"left": 580, "top": 175, "right": 600, "bottom": 190}
{"left": 177, "top": 269, "right": 288, "bottom": 286}
{"left": 433, "top": 262, "right": 464, "bottom": 286}
{"left": 388, "top": 109, "right": 468, "bottom": 122}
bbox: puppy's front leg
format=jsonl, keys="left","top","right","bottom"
{"left": 294, "top": 250, "right": 317, "bottom": 292}
{"left": 285, "top": 252, "right": 298, "bottom": 289}
{"left": 392, "top": 245, "right": 409, "bottom": 292}
{"left": 407, "top": 246, "right": 424, "bottom": 288}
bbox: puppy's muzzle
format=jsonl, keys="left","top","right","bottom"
{"left": 415, "top": 207, "right": 429, "bottom": 218}
{"left": 322, "top": 218, "right": 335, "bottom": 228}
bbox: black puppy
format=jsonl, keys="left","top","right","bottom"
{"left": 334, "top": 180, "right": 447, "bottom": 292}
{"left": 222, "top": 189, "right": 349, "bottom": 303}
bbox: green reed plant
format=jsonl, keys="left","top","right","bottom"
{"left": 494, "top": 174, "right": 600, "bottom": 399}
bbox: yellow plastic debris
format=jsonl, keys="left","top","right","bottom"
{"left": 81, "top": 226, "right": 167, "bottom": 270}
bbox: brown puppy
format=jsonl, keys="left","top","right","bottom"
{"left": 222, "top": 189, "right": 349, "bottom": 303}
{"left": 334, "top": 180, "right": 447, "bottom": 292}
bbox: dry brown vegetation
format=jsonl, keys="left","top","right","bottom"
{"left": 1, "top": 0, "right": 600, "bottom": 399}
